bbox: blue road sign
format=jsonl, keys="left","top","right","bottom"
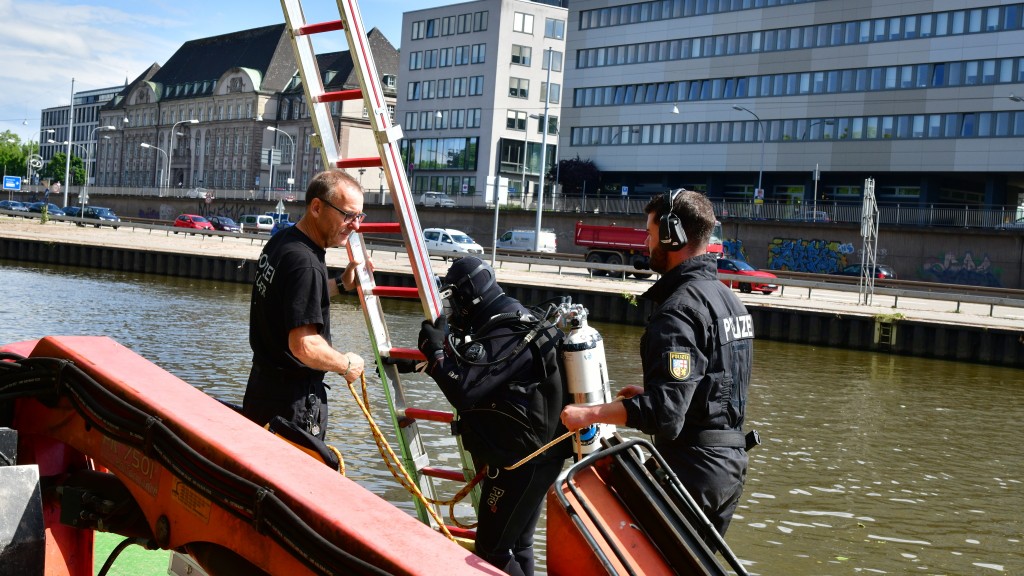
{"left": 3, "top": 176, "right": 21, "bottom": 191}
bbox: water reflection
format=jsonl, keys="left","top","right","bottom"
{"left": 1, "top": 261, "right": 1021, "bottom": 575}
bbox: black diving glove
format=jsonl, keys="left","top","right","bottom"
{"left": 418, "top": 317, "right": 448, "bottom": 364}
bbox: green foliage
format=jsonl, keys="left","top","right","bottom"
{"left": 552, "top": 155, "right": 601, "bottom": 196}
{"left": 40, "top": 152, "right": 86, "bottom": 186}
{"left": 0, "top": 131, "right": 26, "bottom": 178}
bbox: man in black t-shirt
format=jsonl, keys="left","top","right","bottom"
{"left": 243, "top": 170, "right": 367, "bottom": 439}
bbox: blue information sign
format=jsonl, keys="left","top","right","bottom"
{"left": 2, "top": 176, "right": 21, "bottom": 191}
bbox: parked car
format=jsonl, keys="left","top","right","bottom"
{"left": 835, "top": 264, "right": 898, "bottom": 280}
{"left": 800, "top": 210, "right": 830, "bottom": 222}
{"left": 418, "top": 192, "right": 456, "bottom": 208}
{"left": 271, "top": 220, "right": 295, "bottom": 235}
{"left": 239, "top": 214, "right": 275, "bottom": 234}
{"left": 27, "top": 202, "right": 65, "bottom": 217}
{"left": 0, "top": 200, "right": 29, "bottom": 212}
{"left": 496, "top": 229, "right": 558, "bottom": 253}
{"left": 186, "top": 187, "right": 208, "bottom": 199}
{"left": 173, "top": 214, "right": 214, "bottom": 232}
{"left": 999, "top": 217, "right": 1024, "bottom": 229}
{"left": 208, "top": 216, "right": 240, "bottom": 233}
{"left": 82, "top": 206, "right": 121, "bottom": 228}
{"left": 716, "top": 258, "right": 778, "bottom": 295}
{"left": 423, "top": 228, "right": 483, "bottom": 257}
{"left": 63, "top": 205, "right": 83, "bottom": 217}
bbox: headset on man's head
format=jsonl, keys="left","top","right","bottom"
{"left": 658, "top": 188, "right": 688, "bottom": 251}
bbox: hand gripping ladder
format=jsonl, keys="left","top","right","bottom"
{"left": 279, "top": 0, "right": 480, "bottom": 536}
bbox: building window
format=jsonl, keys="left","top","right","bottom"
{"left": 451, "top": 109, "right": 465, "bottom": 129}
{"left": 471, "top": 43, "right": 486, "bottom": 64}
{"left": 437, "top": 79, "right": 451, "bottom": 98}
{"left": 509, "top": 78, "right": 529, "bottom": 99}
{"left": 541, "top": 82, "right": 560, "bottom": 104}
{"left": 458, "top": 13, "right": 471, "bottom": 34}
{"left": 544, "top": 18, "right": 565, "bottom": 40}
{"left": 473, "top": 11, "right": 487, "bottom": 32}
{"left": 455, "top": 46, "right": 469, "bottom": 65}
{"left": 382, "top": 74, "right": 396, "bottom": 88}
{"left": 467, "top": 108, "right": 481, "bottom": 128}
{"left": 469, "top": 76, "right": 485, "bottom": 96}
{"left": 513, "top": 12, "right": 534, "bottom": 34}
{"left": 541, "top": 50, "right": 563, "bottom": 72}
{"left": 507, "top": 110, "right": 527, "bottom": 131}
{"left": 512, "top": 45, "right": 532, "bottom": 66}
{"left": 426, "top": 18, "right": 440, "bottom": 38}
{"left": 407, "top": 82, "right": 421, "bottom": 100}
{"left": 424, "top": 49, "right": 438, "bottom": 69}
{"left": 411, "top": 21, "right": 425, "bottom": 40}
{"left": 404, "top": 112, "right": 417, "bottom": 131}
{"left": 439, "top": 47, "right": 453, "bottom": 67}
{"left": 409, "top": 51, "right": 422, "bottom": 70}
{"left": 453, "top": 77, "right": 467, "bottom": 97}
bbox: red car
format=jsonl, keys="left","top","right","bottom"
{"left": 173, "top": 214, "right": 215, "bottom": 232}
{"left": 717, "top": 258, "right": 778, "bottom": 295}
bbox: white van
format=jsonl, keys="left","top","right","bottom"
{"left": 423, "top": 228, "right": 483, "bottom": 256}
{"left": 419, "top": 192, "right": 456, "bottom": 208}
{"left": 239, "top": 214, "right": 275, "bottom": 233}
{"left": 496, "top": 229, "right": 557, "bottom": 253}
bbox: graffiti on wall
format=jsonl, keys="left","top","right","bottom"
{"left": 722, "top": 239, "right": 746, "bottom": 261}
{"left": 921, "top": 251, "right": 1002, "bottom": 287}
{"left": 767, "top": 237, "right": 856, "bottom": 273}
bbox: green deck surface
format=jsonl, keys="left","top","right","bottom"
{"left": 94, "top": 532, "right": 170, "bottom": 575}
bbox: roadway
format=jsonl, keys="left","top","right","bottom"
{"left": 2, "top": 213, "right": 1022, "bottom": 332}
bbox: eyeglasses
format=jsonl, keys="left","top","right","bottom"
{"left": 320, "top": 197, "right": 366, "bottom": 224}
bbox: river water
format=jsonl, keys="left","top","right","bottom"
{"left": 1, "top": 261, "right": 1021, "bottom": 575}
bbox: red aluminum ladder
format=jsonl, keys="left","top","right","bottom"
{"left": 278, "top": 0, "right": 480, "bottom": 533}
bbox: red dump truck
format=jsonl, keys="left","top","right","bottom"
{"left": 574, "top": 220, "right": 723, "bottom": 278}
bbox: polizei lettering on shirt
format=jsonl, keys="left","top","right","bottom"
{"left": 255, "top": 253, "right": 276, "bottom": 298}
{"left": 719, "top": 314, "right": 754, "bottom": 344}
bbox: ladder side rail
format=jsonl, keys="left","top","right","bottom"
{"left": 337, "top": 0, "right": 442, "bottom": 322}
{"left": 280, "top": 0, "right": 343, "bottom": 165}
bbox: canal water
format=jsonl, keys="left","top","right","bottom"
{"left": 1, "top": 261, "right": 1021, "bottom": 575}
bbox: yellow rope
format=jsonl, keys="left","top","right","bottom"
{"left": 327, "top": 444, "right": 345, "bottom": 476}
{"left": 346, "top": 374, "right": 455, "bottom": 541}
{"left": 503, "top": 428, "right": 578, "bottom": 471}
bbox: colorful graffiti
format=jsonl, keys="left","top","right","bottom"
{"left": 722, "top": 238, "right": 746, "bottom": 261}
{"left": 921, "top": 251, "right": 1003, "bottom": 287}
{"left": 767, "top": 237, "right": 856, "bottom": 273}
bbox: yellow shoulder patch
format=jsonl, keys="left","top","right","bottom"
{"left": 668, "top": 352, "right": 691, "bottom": 380}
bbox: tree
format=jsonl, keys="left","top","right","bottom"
{"left": 0, "top": 131, "right": 26, "bottom": 179}
{"left": 40, "top": 152, "right": 86, "bottom": 186}
{"left": 551, "top": 155, "right": 601, "bottom": 197}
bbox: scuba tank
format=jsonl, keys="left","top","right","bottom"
{"left": 558, "top": 306, "right": 615, "bottom": 455}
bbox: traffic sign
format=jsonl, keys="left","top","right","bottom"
{"left": 3, "top": 176, "right": 21, "bottom": 191}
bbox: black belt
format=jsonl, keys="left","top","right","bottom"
{"left": 680, "top": 429, "right": 760, "bottom": 451}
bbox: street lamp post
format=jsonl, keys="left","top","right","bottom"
{"left": 732, "top": 105, "right": 766, "bottom": 203}
{"left": 266, "top": 126, "right": 294, "bottom": 194}
{"left": 170, "top": 119, "right": 198, "bottom": 189}
{"left": 84, "top": 125, "right": 116, "bottom": 203}
{"left": 140, "top": 143, "right": 169, "bottom": 191}
{"left": 534, "top": 47, "right": 555, "bottom": 252}
{"left": 28, "top": 128, "right": 55, "bottom": 187}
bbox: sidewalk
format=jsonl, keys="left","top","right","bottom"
{"left": 2, "top": 215, "right": 1021, "bottom": 331}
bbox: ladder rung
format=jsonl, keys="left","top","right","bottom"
{"left": 295, "top": 20, "right": 345, "bottom": 35}
{"left": 421, "top": 467, "right": 466, "bottom": 482}
{"left": 336, "top": 157, "right": 384, "bottom": 169}
{"left": 316, "top": 89, "right": 363, "bottom": 103}
{"left": 373, "top": 286, "right": 420, "bottom": 299}
{"left": 358, "top": 222, "right": 401, "bottom": 234}
{"left": 402, "top": 407, "right": 454, "bottom": 424}
{"left": 445, "top": 526, "right": 476, "bottom": 540}
{"left": 389, "top": 348, "right": 426, "bottom": 361}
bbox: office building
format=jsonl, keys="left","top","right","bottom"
{"left": 399, "top": 0, "right": 569, "bottom": 201}
{"left": 39, "top": 85, "right": 123, "bottom": 184}
{"left": 560, "top": 0, "right": 1024, "bottom": 210}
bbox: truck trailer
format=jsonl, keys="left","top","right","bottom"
{"left": 574, "top": 221, "right": 723, "bottom": 278}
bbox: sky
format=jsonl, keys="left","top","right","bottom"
{"left": 0, "top": 0, "right": 451, "bottom": 142}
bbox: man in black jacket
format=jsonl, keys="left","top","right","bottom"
{"left": 418, "top": 256, "right": 570, "bottom": 576}
{"left": 561, "top": 189, "right": 753, "bottom": 539}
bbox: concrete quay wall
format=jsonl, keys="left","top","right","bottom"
{"left": 4, "top": 236, "right": 1017, "bottom": 368}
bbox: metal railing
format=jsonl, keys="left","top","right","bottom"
{"left": 13, "top": 184, "right": 1023, "bottom": 231}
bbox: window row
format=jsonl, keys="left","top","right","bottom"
{"left": 399, "top": 137, "right": 480, "bottom": 172}
{"left": 577, "top": 4, "right": 1022, "bottom": 68}
{"left": 511, "top": 46, "right": 564, "bottom": 71}
{"left": 511, "top": 12, "right": 565, "bottom": 39}
{"left": 580, "top": 0, "right": 824, "bottom": 30}
{"left": 569, "top": 111, "right": 1024, "bottom": 146}
{"left": 410, "top": 11, "right": 488, "bottom": 40}
{"left": 402, "top": 109, "right": 483, "bottom": 131}
{"left": 408, "top": 44, "right": 486, "bottom": 69}
{"left": 574, "top": 57, "right": 1024, "bottom": 108}
{"left": 506, "top": 111, "right": 559, "bottom": 135}
{"left": 406, "top": 77, "right": 487, "bottom": 100}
